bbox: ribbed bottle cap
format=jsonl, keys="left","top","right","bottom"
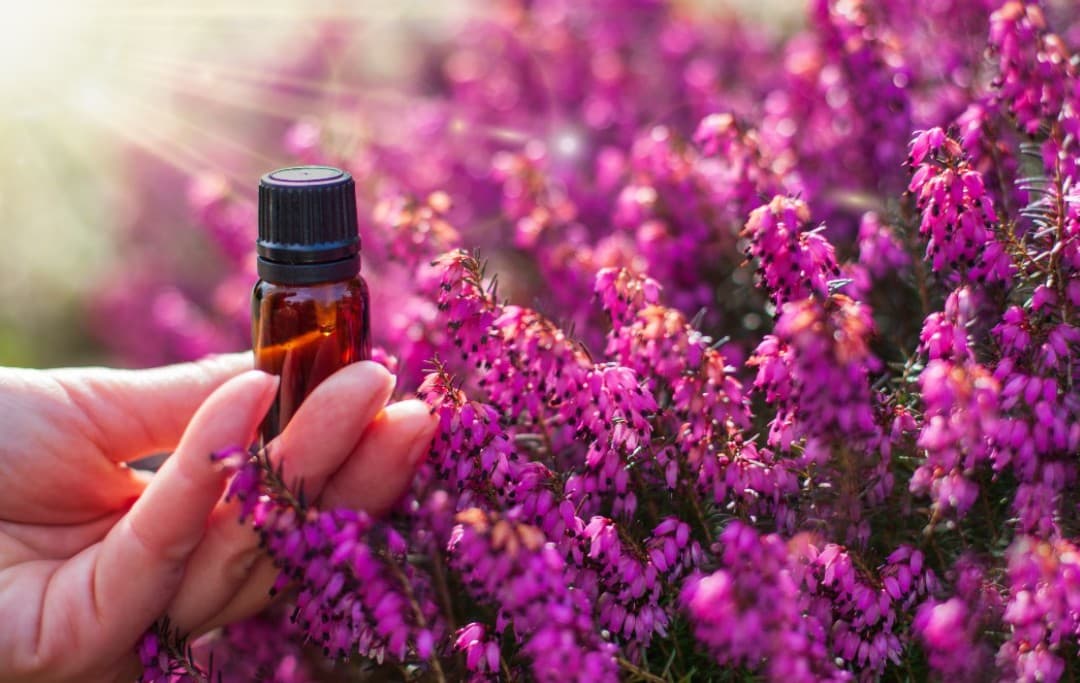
{"left": 257, "top": 166, "right": 360, "bottom": 284}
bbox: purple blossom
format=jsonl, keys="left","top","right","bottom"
{"left": 449, "top": 508, "right": 618, "bottom": 683}
{"left": 989, "top": 2, "right": 1075, "bottom": 137}
{"left": 681, "top": 522, "right": 850, "bottom": 682}
{"left": 194, "top": 610, "right": 317, "bottom": 683}
{"left": 751, "top": 294, "right": 880, "bottom": 448}
{"left": 856, "top": 212, "right": 911, "bottom": 280}
{"left": 137, "top": 630, "right": 194, "bottom": 683}
{"left": 793, "top": 540, "right": 936, "bottom": 679}
{"left": 212, "top": 448, "right": 446, "bottom": 670}
{"left": 907, "top": 127, "right": 1013, "bottom": 284}
{"left": 911, "top": 358, "right": 1000, "bottom": 517}
{"left": 809, "top": 0, "right": 913, "bottom": 181}
{"left": 741, "top": 196, "right": 840, "bottom": 307}
{"left": 597, "top": 267, "right": 796, "bottom": 523}
{"left": 452, "top": 623, "right": 501, "bottom": 682}
{"left": 998, "top": 536, "right": 1080, "bottom": 683}
{"left": 914, "top": 593, "right": 996, "bottom": 682}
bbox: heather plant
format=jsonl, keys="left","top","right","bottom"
{"left": 102, "top": 0, "right": 1080, "bottom": 680}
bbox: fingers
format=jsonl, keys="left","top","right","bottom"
{"left": 269, "top": 361, "right": 397, "bottom": 498}
{"left": 196, "top": 398, "right": 436, "bottom": 632}
{"left": 48, "top": 352, "right": 252, "bottom": 463}
{"left": 166, "top": 361, "right": 394, "bottom": 632}
{"left": 321, "top": 398, "right": 438, "bottom": 513}
{"left": 31, "top": 370, "right": 277, "bottom": 669}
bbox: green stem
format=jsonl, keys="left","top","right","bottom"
{"left": 618, "top": 656, "right": 669, "bottom": 683}
{"left": 385, "top": 561, "right": 448, "bottom": 683}
{"left": 686, "top": 482, "right": 715, "bottom": 546}
{"left": 429, "top": 543, "right": 458, "bottom": 632}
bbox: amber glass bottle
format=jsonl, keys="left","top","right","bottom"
{"left": 252, "top": 166, "right": 371, "bottom": 445}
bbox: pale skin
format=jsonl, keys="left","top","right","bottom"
{"left": 0, "top": 355, "right": 437, "bottom": 682}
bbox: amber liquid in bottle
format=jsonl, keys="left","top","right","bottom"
{"left": 253, "top": 276, "right": 370, "bottom": 445}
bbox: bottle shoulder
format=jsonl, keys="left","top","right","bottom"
{"left": 253, "top": 275, "right": 368, "bottom": 304}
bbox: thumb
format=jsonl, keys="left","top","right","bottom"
{"left": 47, "top": 352, "right": 252, "bottom": 463}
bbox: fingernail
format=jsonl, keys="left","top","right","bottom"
{"left": 357, "top": 363, "right": 395, "bottom": 412}
{"left": 399, "top": 400, "right": 438, "bottom": 466}
{"left": 252, "top": 369, "right": 279, "bottom": 383}
{"left": 227, "top": 369, "right": 278, "bottom": 394}
{"left": 245, "top": 370, "right": 280, "bottom": 397}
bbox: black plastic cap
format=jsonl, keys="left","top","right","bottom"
{"left": 257, "top": 166, "right": 360, "bottom": 284}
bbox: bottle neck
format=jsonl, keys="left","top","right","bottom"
{"left": 256, "top": 253, "right": 359, "bottom": 285}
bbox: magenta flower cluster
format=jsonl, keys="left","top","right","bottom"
{"left": 113, "top": 0, "right": 1080, "bottom": 680}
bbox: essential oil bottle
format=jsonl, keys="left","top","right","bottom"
{"left": 252, "top": 166, "right": 371, "bottom": 445}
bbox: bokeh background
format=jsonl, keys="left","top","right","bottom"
{"left": 0, "top": 0, "right": 799, "bottom": 369}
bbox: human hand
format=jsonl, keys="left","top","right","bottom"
{"left": 0, "top": 355, "right": 436, "bottom": 682}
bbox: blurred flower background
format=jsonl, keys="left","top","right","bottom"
{"left": 0, "top": 0, "right": 796, "bottom": 368}
{"left": 11, "top": 1, "right": 1080, "bottom": 680}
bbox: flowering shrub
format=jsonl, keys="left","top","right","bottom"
{"left": 117, "top": 0, "right": 1080, "bottom": 680}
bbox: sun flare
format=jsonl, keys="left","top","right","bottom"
{"left": 0, "top": 0, "right": 465, "bottom": 360}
